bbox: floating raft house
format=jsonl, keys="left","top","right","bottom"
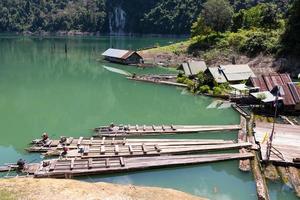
{"left": 102, "top": 48, "right": 143, "bottom": 65}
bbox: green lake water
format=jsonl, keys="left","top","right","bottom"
{"left": 0, "top": 36, "right": 297, "bottom": 200}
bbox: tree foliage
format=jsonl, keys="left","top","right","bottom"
{"left": 281, "top": 0, "right": 300, "bottom": 56}
{"left": 232, "top": 3, "right": 280, "bottom": 31}
{"left": 201, "top": 0, "right": 234, "bottom": 33}
{"left": 0, "top": 0, "right": 106, "bottom": 32}
{"left": 140, "top": 0, "right": 203, "bottom": 34}
{"left": 0, "top": 0, "right": 293, "bottom": 35}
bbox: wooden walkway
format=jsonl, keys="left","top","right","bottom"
{"left": 15, "top": 153, "right": 253, "bottom": 178}
{"left": 93, "top": 124, "right": 241, "bottom": 137}
{"left": 127, "top": 75, "right": 188, "bottom": 88}
{"left": 254, "top": 122, "right": 300, "bottom": 166}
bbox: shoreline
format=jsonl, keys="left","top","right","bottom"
{"left": 0, "top": 31, "right": 188, "bottom": 39}
{"left": 0, "top": 178, "right": 206, "bottom": 200}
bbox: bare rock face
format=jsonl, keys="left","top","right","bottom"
{"left": 0, "top": 178, "right": 206, "bottom": 200}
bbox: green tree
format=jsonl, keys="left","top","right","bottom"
{"left": 191, "top": 16, "right": 212, "bottom": 37}
{"left": 201, "top": 0, "right": 234, "bottom": 33}
{"left": 281, "top": 0, "right": 300, "bottom": 56}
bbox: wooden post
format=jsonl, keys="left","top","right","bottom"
{"left": 249, "top": 114, "right": 270, "bottom": 200}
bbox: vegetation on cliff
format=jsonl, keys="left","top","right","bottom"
{"left": 280, "top": 0, "right": 300, "bottom": 56}
{"left": 0, "top": 0, "right": 292, "bottom": 34}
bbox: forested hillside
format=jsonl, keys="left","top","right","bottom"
{"left": 0, "top": 0, "right": 292, "bottom": 34}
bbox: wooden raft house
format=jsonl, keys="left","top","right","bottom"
{"left": 93, "top": 124, "right": 241, "bottom": 137}
{"left": 1, "top": 153, "right": 254, "bottom": 179}
{"left": 248, "top": 73, "right": 300, "bottom": 113}
{"left": 102, "top": 48, "right": 143, "bottom": 65}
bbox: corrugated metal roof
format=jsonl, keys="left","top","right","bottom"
{"left": 181, "top": 61, "right": 207, "bottom": 76}
{"left": 208, "top": 67, "right": 227, "bottom": 83}
{"left": 288, "top": 83, "right": 300, "bottom": 103}
{"left": 249, "top": 73, "right": 299, "bottom": 107}
{"left": 263, "top": 75, "right": 276, "bottom": 91}
{"left": 102, "top": 48, "right": 134, "bottom": 59}
{"left": 281, "top": 84, "right": 296, "bottom": 106}
{"left": 270, "top": 73, "right": 284, "bottom": 86}
{"left": 280, "top": 73, "right": 292, "bottom": 83}
{"left": 250, "top": 77, "right": 268, "bottom": 91}
{"left": 219, "top": 64, "right": 255, "bottom": 81}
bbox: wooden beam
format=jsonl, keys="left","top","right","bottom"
{"left": 88, "top": 159, "right": 93, "bottom": 169}
{"left": 115, "top": 145, "right": 119, "bottom": 155}
{"left": 100, "top": 145, "right": 105, "bottom": 154}
{"left": 70, "top": 158, "right": 75, "bottom": 170}
{"left": 101, "top": 137, "right": 105, "bottom": 145}
{"left": 105, "top": 158, "right": 110, "bottom": 168}
{"left": 142, "top": 144, "right": 147, "bottom": 154}
{"left": 77, "top": 137, "right": 83, "bottom": 146}
{"left": 155, "top": 145, "right": 161, "bottom": 152}
{"left": 129, "top": 145, "right": 133, "bottom": 154}
{"left": 111, "top": 137, "right": 115, "bottom": 145}
{"left": 83, "top": 146, "right": 89, "bottom": 155}
{"left": 49, "top": 161, "right": 56, "bottom": 171}
{"left": 120, "top": 157, "right": 125, "bottom": 167}
{"left": 89, "top": 137, "right": 94, "bottom": 145}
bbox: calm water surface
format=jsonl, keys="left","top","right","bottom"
{"left": 0, "top": 36, "right": 297, "bottom": 200}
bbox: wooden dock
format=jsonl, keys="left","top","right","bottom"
{"left": 93, "top": 124, "right": 241, "bottom": 137}
{"left": 2, "top": 153, "right": 253, "bottom": 178}
{"left": 254, "top": 122, "right": 300, "bottom": 166}
{"left": 127, "top": 74, "right": 187, "bottom": 88}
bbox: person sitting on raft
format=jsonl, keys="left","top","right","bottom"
{"left": 109, "top": 123, "right": 115, "bottom": 131}
{"left": 61, "top": 146, "right": 68, "bottom": 157}
{"left": 41, "top": 132, "right": 49, "bottom": 144}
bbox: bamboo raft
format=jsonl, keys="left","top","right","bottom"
{"left": 26, "top": 137, "right": 250, "bottom": 157}
{"left": 1, "top": 153, "right": 254, "bottom": 178}
{"left": 93, "top": 124, "right": 241, "bottom": 137}
{"left": 66, "top": 142, "right": 252, "bottom": 159}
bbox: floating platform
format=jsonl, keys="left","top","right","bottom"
{"left": 3, "top": 153, "right": 254, "bottom": 178}
{"left": 64, "top": 142, "right": 252, "bottom": 159}
{"left": 127, "top": 74, "right": 187, "bottom": 88}
{"left": 254, "top": 122, "right": 300, "bottom": 166}
{"left": 26, "top": 137, "right": 250, "bottom": 158}
{"left": 93, "top": 124, "right": 241, "bottom": 137}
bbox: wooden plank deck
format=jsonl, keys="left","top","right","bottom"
{"left": 31, "top": 153, "right": 254, "bottom": 178}
{"left": 93, "top": 124, "right": 241, "bottom": 137}
{"left": 65, "top": 142, "right": 252, "bottom": 158}
{"left": 254, "top": 122, "right": 300, "bottom": 165}
{"left": 26, "top": 138, "right": 237, "bottom": 154}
